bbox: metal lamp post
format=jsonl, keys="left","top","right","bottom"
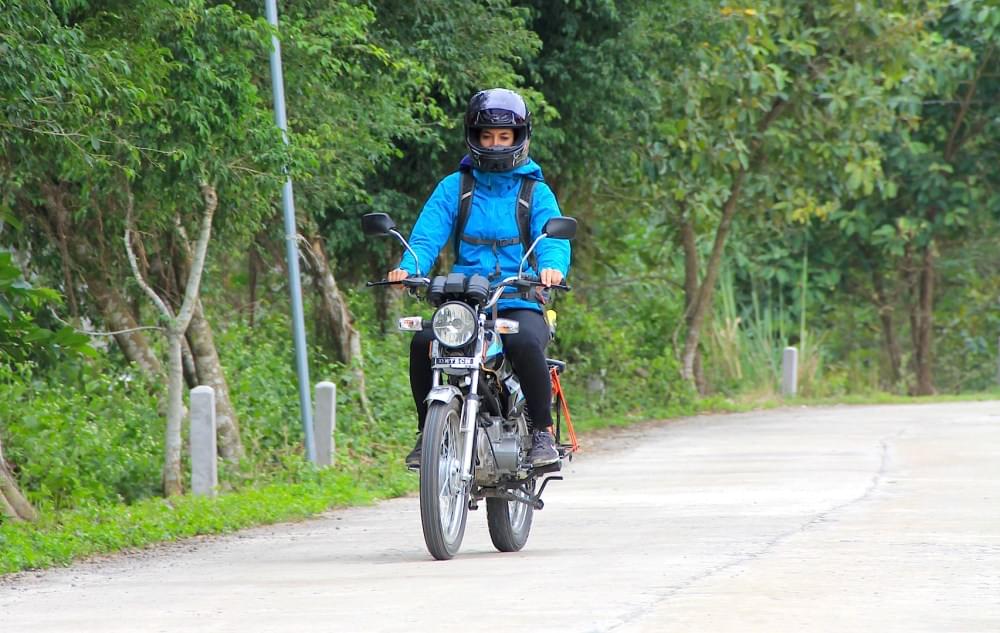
{"left": 264, "top": 0, "right": 316, "bottom": 463}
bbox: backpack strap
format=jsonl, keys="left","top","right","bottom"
{"left": 452, "top": 171, "right": 476, "bottom": 264}
{"left": 517, "top": 178, "right": 538, "bottom": 273}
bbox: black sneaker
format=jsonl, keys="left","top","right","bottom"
{"left": 528, "top": 430, "right": 559, "bottom": 466}
{"left": 405, "top": 433, "right": 422, "bottom": 469}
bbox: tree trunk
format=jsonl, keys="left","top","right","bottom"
{"left": 680, "top": 213, "right": 707, "bottom": 394}
{"left": 871, "top": 267, "right": 902, "bottom": 387}
{"left": 83, "top": 270, "right": 163, "bottom": 378}
{"left": 126, "top": 182, "right": 217, "bottom": 497}
{"left": 187, "top": 300, "right": 244, "bottom": 463}
{"left": 163, "top": 330, "right": 184, "bottom": 496}
{"left": 681, "top": 166, "right": 748, "bottom": 382}
{"left": 248, "top": 246, "right": 260, "bottom": 328}
{"left": 0, "top": 438, "right": 37, "bottom": 522}
{"left": 911, "top": 244, "right": 936, "bottom": 395}
{"left": 38, "top": 183, "right": 80, "bottom": 319}
{"left": 180, "top": 336, "right": 198, "bottom": 389}
{"left": 374, "top": 285, "right": 391, "bottom": 335}
{"left": 167, "top": 208, "right": 243, "bottom": 463}
{"left": 305, "top": 236, "right": 373, "bottom": 421}
{"left": 40, "top": 188, "right": 161, "bottom": 379}
{"left": 307, "top": 237, "right": 362, "bottom": 365}
{"left": 679, "top": 97, "right": 788, "bottom": 386}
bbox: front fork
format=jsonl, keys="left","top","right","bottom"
{"left": 461, "top": 375, "right": 480, "bottom": 483}
{"left": 460, "top": 317, "right": 487, "bottom": 485}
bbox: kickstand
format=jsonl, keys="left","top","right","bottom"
{"left": 523, "top": 475, "right": 563, "bottom": 510}
{"left": 492, "top": 475, "right": 564, "bottom": 510}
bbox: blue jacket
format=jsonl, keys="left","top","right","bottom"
{"left": 399, "top": 158, "right": 571, "bottom": 312}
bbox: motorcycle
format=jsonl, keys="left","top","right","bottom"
{"left": 361, "top": 212, "right": 577, "bottom": 560}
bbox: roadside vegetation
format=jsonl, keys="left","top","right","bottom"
{"left": 2, "top": 1, "right": 999, "bottom": 574}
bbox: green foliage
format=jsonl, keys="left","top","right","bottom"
{"left": 210, "top": 304, "right": 416, "bottom": 473}
{"left": 0, "top": 0, "right": 151, "bottom": 185}
{"left": 0, "top": 251, "right": 93, "bottom": 363}
{"left": 638, "top": 1, "right": 945, "bottom": 215}
{"left": 920, "top": 232, "right": 1000, "bottom": 392}
{"left": 515, "top": 0, "right": 675, "bottom": 180}
{"left": 790, "top": 0, "right": 1000, "bottom": 393}
{"left": 552, "top": 289, "right": 696, "bottom": 419}
{"left": 321, "top": 0, "right": 543, "bottom": 279}
{"left": 0, "top": 361, "right": 162, "bottom": 510}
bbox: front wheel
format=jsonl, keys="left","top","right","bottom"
{"left": 419, "top": 398, "right": 469, "bottom": 560}
{"left": 486, "top": 479, "right": 535, "bottom": 552}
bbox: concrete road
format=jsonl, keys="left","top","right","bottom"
{"left": 2, "top": 402, "right": 999, "bottom": 632}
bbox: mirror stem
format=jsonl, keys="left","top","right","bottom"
{"left": 518, "top": 232, "right": 548, "bottom": 277}
{"left": 389, "top": 228, "right": 422, "bottom": 277}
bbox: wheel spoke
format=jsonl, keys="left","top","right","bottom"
{"left": 436, "top": 410, "right": 464, "bottom": 537}
{"left": 420, "top": 400, "right": 470, "bottom": 560}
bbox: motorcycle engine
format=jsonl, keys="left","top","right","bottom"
{"left": 475, "top": 418, "right": 525, "bottom": 483}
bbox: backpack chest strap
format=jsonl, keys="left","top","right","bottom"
{"left": 459, "top": 234, "right": 521, "bottom": 279}
{"left": 460, "top": 235, "right": 521, "bottom": 247}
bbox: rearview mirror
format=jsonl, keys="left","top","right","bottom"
{"left": 361, "top": 213, "right": 396, "bottom": 237}
{"left": 543, "top": 217, "right": 577, "bottom": 240}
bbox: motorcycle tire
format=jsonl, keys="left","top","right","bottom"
{"left": 486, "top": 479, "right": 534, "bottom": 552}
{"left": 419, "top": 398, "right": 469, "bottom": 560}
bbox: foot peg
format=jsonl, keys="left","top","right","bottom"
{"left": 530, "top": 460, "right": 562, "bottom": 476}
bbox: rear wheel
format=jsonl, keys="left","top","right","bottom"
{"left": 419, "top": 399, "right": 469, "bottom": 560}
{"left": 486, "top": 479, "right": 534, "bottom": 552}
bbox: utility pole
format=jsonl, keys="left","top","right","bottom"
{"left": 264, "top": 0, "right": 316, "bottom": 463}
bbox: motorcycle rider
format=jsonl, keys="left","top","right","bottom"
{"left": 387, "top": 88, "right": 571, "bottom": 469}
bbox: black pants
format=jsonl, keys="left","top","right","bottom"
{"left": 409, "top": 308, "right": 552, "bottom": 432}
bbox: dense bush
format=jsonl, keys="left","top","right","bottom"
{"left": 552, "top": 291, "right": 690, "bottom": 416}
{"left": 213, "top": 306, "right": 417, "bottom": 478}
{"left": 0, "top": 362, "right": 162, "bottom": 510}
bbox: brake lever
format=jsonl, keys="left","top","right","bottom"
{"left": 401, "top": 276, "right": 430, "bottom": 288}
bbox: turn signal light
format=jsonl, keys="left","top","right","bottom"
{"left": 494, "top": 318, "right": 520, "bottom": 334}
{"left": 397, "top": 316, "right": 424, "bottom": 331}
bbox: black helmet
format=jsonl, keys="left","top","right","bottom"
{"left": 464, "top": 88, "right": 532, "bottom": 172}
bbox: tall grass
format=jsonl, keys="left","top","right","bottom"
{"left": 705, "top": 265, "right": 828, "bottom": 398}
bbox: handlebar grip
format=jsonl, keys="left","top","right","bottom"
{"left": 366, "top": 276, "right": 429, "bottom": 288}
{"left": 514, "top": 275, "right": 570, "bottom": 291}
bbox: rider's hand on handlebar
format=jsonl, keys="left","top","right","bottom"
{"left": 540, "top": 268, "right": 564, "bottom": 287}
{"left": 387, "top": 268, "right": 409, "bottom": 283}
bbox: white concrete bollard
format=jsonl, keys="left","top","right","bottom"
{"left": 314, "top": 382, "right": 336, "bottom": 467}
{"left": 190, "top": 385, "right": 218, "bottom": 497}
{"left": 782, "top": 347, "right": 798, "bottom": 397}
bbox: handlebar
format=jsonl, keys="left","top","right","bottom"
{"left": 365, "top": 274, "right": 568, "bottom": 308}
{"left": 365, "top": 277, "right": 430, "bottom": 288}
{"left": 512, "top": 274, "right": 571, "bottom": 292}
{"left": 484, "top": 275, "right": 570, "bottom": 309}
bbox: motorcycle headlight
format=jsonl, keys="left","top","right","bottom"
{"left": 432, "top": 302, "right": 477, "bottom": 348}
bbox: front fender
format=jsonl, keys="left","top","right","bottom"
{"left": 424, "top": 385, "right": 463, "bottom": 406}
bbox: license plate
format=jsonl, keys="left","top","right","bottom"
{"left": 433, "top": 356, "right": 477, "bottom": 369}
